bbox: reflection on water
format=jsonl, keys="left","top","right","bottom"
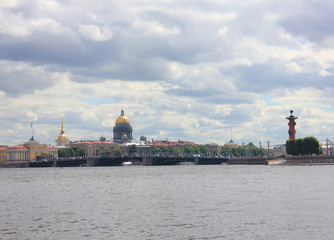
{"left": 1, "top": 165, "right": 334, "bottom": 239}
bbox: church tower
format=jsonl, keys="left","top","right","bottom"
{"left": 113, "top": 109, "right": 133, "bottom": 143}
{"left": 55, "top": 113, "right": 70, "bottom": 147}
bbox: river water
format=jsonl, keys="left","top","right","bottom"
{"left": 1, "top": 165, "right": 334, "bottom": 240}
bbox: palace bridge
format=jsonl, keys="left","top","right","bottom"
{"left": 22, "top": 155, "right": 334, "bottom": 168}
{"left": 28, "top": 156, "right": 229, "bottom": 167}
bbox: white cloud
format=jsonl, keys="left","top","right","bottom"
{"left": 78, "top": 24, "right": 113, "bottom": 41}
{"left": 1, "top": 0, "right": 334, "bottom": 147}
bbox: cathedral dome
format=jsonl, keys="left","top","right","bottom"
{"left": 58, "top": 133, "right": 67, "bottom": 139}
{"left": 140, "top": 134, "right": 147, "bottom": 142}
{"left": 100, "top": 134, "right": 106, "bottom": 142}
{"left": 115, "top": 109, "right": 130, "bottom": 124}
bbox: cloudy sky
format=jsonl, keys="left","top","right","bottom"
{"left": 1, "top": 0, "right": 334, "bottom": 147}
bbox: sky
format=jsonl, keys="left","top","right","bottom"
{"left": 1, "top": 0, "right": 334, "bottom": 147}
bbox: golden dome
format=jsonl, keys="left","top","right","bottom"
{"left": 116, "top": 116, "right": 130, "bottom": 124}
{"left": 115, "top": 109, "right": 130, "bottom": 124}
{"left": 58, "top": 133, "right": 67, "bottom": 139}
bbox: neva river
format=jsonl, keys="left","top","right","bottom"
{"left": 1, "top": 165, "right": 334, "bottom": 240}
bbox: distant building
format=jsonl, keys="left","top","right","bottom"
{"left": 224, "top": 139, "right": 238, "bottom": 148}
{"left": 0, "top": 146, "right": 7, "bottom": 164}
{"left": 272, "top": 144, "right": 287, "bottom": 156}
{"left": 201, "top": 143, "right": 220, "bottom": 154}
{"left": 140, "top": 134, "right": 147, "bottom": 143}
{"left": 113, "top": 109, "right": 133, "bottom": 143}
{"left": 6, "top": 137, "right": 58, "bottom": 162}
{"left": 149, "top": 140, "right": 197, "bottom": 153}
{"left": 99, "top": 134, "right": 106, "bottom": 142}
{"left": 55, "top": 114, "right": 70, "bottom": 147}
{"left": 70, "top": 140, "right": 119, "bottom": 157}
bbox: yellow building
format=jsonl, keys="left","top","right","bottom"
{"left": 70, "top": 139, "right": 119, "bottom": 157}
{"left": 0, "top": 146, "right": 7, "bottom": 164}
{"left": 55, "top": 114, "right": 70, "bottom": 147}
{"left": 6, "top": 137, "right": 58, "bottom": 163}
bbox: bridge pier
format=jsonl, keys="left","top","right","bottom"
{"left": 143, "top": 156, "right": 153, "bottom": 166}
{"left": 87, "top": 158, "right": 98, "bottom": 166}
{"left": 194, "top": 157, "right": 199, "bottom": 165}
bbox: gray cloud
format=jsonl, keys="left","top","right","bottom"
{"left": 277, "top": 1, "right": 334, "bottom": 45}
{"left": 1, "top": 0, "right": 334, "bottom": 145}
{"left": 0, "top": 61, "right": 58, "bottom": 96}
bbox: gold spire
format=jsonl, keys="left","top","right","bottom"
{"left": 61, "top": 113, "right": 64, "bottom": 134}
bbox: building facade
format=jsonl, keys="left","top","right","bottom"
{"left": 113, "top": 109, "right": 133, "bottom": 143}
{"left": 0, "top": 146, "right": 7, "bottom": 164}
{"left": 149, "top": 140, "right": 197, "bottom": 153}
{"left": 70, "top": 140, "right": 119, "bottom": 157}
{"left": 6, "top": 137, "right": 58, "bottom": 162}
{"left": 224, "top": 139, "right": 238, "bottom": 148}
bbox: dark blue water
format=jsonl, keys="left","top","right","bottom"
{"left": 1, "top": 165, "right": 334, "bottom": 239}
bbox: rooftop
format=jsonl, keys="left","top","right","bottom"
{"left": 149, "top": 140, "right": 196, "bottom": 147}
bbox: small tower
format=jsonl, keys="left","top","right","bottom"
{"left": 286, "top": 110, "right": 297, "bottom": 139}
{"left": 55, "top": 113, "right": 70, "bottom": 147}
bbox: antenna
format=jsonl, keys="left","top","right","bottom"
{"left": 230, "top": 127, "right": 233, "bottom": 141}
{"left": 31, "top": 121, "right": 34, "bottom": 140}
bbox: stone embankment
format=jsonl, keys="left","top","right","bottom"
{"left": 267, "top": 155, "right": 334, "bottom": 165}
{"left": 284, "top": 155, "right": 334, "bottom": 165}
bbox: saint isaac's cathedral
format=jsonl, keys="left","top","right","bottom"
{"left": 113, "top": 109, "right": 133, "bottom": 143}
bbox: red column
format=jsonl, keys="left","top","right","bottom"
{"left": 286, "top": 110, "right": 297, "bottom": 139}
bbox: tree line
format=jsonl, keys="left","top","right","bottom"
{"left": 58, "top": 142, "right": 271, "bottom": 158}
{"left": 286, "top": 137, "right": 321, "bottom": 156}
{"left": 220, "top": 142, "right": 270, "bottom": 157}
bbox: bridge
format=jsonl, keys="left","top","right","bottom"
{"left": 13, "top": 155, "right": 334, "bottom": 168}
{"left": 27, "top": 156, "right": 228, "bottom": 167}
{"left": 142, "top": 156, "right": 228, "bottom": 165}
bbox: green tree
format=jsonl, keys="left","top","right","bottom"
{"left": 128, "top": 144, "right": 138, "bottom": 154}
{"left": 295, "top": 138, "right": 303, "bottom": 156}
{"left": 114, "top": 148, "right": 122, "bottom": 156}
{"left": 286, "top": 139, "right": 296, "bottom": 155}
{"left": 220, "top": 146, "right": 232, "bottom": 157}
{"left": 58, "top": 147, "right": 85, "bottom": 158}
{"left": 198, "top": 146, "right": 209, "bottom": 156}
{"left": 231, "top": 147, "right": 241, "bottom": 157}
{"left": 36, "top": 152, "right": 54, "bottom": 160}
{"left": 184, "top": 146, "right": 195, "bottom": 154}
{"left": 302, "top": 137, "right": 320, "bottom": 155}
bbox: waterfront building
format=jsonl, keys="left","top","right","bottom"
{"left": 201, "top": 143, "right": 220, "bottom": 155}
{"left": 224, "top": 128, "right": 238, "bottom": 148}
{"left": 70, "top": 140, "right": 119, "bottom": 157}
{"left": 271, "top": 144, "right": 287, "bottom": 156}
{"left": 286, "top": 110, "right": 297, "bottom": 139}
{"left": 113, "top": 109, "right": 133, "bottom": 143}
{"left": 55, "top": 114, "right": 70, "bottom": 147}
{"left": 224, "top": 139, "right": 238, "bottom": 148}
{"left": 6, "top": 137, "right": 58, "bottom": 163}
{"left": 149, "top": 140, "right": 197, "bottom": 153}
{"left": 0, "top": 146, "right": 7, "bottom": 164}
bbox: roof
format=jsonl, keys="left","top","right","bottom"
{"left": 7, "top": 145, "right": 28, "bottom": 149}
{"left": 149, "top": 140, "right": 196, "bottom": 147}
{"left": 46, "top": 146, "right": 58, "bottom": 149}
{"left": 71, "top": 140, "right": 118, "bottom": 145}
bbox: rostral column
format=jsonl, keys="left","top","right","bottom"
{"left": 286, "top": 110, "right": 297, "bottom": 139}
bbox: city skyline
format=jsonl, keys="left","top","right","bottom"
{"left": 1, "top": 1, "right": 334, "bottom": 146}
